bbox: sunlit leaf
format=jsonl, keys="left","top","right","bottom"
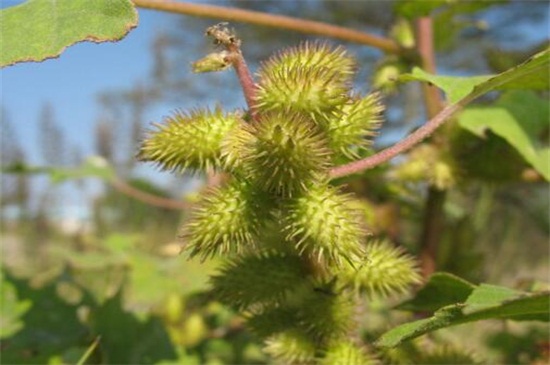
{"left": 1, "top": 0, "right": 138, "bottom": 67}
{"left": 394, "top": 0, "right": 501, "bottom": 20}
{"left": 400, "top": 49, "right": 549, "bottom": 103}
{"left": 396, "top": 272, "right": 475, "bottom": 313}
{"left": 0, "top": 271, "right": 32, "bottom": 339}
{"left": 459, "top": 91, "right": 549, "bottom": 180}
{"left": 377, "top": 283, "right": 550, "bottom": 348}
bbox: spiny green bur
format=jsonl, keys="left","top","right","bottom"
{"left": 139, "top": 39, "right": 421, "bottom": 364}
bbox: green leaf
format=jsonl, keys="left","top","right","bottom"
{"left": 393, "top": 0, "right": 447, "bottom": 19}
{"left": 377, "top": 284, "right": 550, "bottom": 348}
{"left": 0, "top": 271, "right": 32, "bottom": 339}
{"left": 459, "top": 91, "right": 550, "bottom": 180}
{"left": 396, "top": 272, "right": 475, "bottom": 313}
{"left": 92, "top": 291, "right": 178, "bottom": 364}
{"left": 394, "top": 0, "right": 501, "bottom": 19}
{"left": 472, "top": 48, "right": 550, "bottom": 96}
{"left": 1, "top": 272, "right": 91, "bottom": 364}
{"left": 400, "top": 68, "right": 492, "bottom": 104}
{"left": 1, "top": 0, "right": 138, "bottom": 67}
{"left": 400, "top": 49, "right": 550, "bottom": 103}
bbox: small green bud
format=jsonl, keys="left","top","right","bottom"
{"left": 283, "top": 183, "right": 366, "bottom": 265}
{"left": 179, "top": 181, "right": 265, "bottom": 260}
{"left": 390, "top": 18, "right": 415, "bottom": 48}
{"left": 241, "top": 111, "right": 331, "bottom": 197}
{"left": 192, "top": 51, "right": 232, "bottom": 73}
{"left": 337, "top": 240, "right": 421, "bottom": 297}
{"left": 138, "top": 108, "right": 242, "bottom": 174}
{"left": 372, "top": 58, "right": 408, "bottom": 94}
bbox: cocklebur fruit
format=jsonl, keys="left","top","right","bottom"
{"left": 418, "top": 345, "right": 482, "bottom": 365}
{"left": 320, "top": 341, "right": 377, "bottom": 365}
{"left": 220, "top": 120, "right": 256, "bottom": 174}
{"left": 256, "top": 66, "right": 350, "bottom": 115}
{"left": 179, "top": 180, "right": 265, "bottom": 260}
{"left": 246, "top": 305, "right": 301, "bottom": 339}
{"left": 242, "top": 111, "right": 331, "bottom": 197}
{"left": 259, "top": 41, "right": 356, "bottom": 81}
{"left": 297, "top": 284, "right": 354, "bottom": 341}
{"left": 319, "top": 93, "right": 384, "bottom": 159}
{"left": 255, "top": 42, "right": 355, "bottom": 115}
{"left": 138, "top": 108, "right": 242, "bottom": 173}
{"left": 211, "top": 253, "right": 308, "bottom": 310}
{"left": 283, "top": 183, "right": 366, "bottom": 265}
{"left": 337, "top": 240, "right": 421, "bottom": 297}
{"left": 264, "top": 330, "right": 317, "bottom": 365}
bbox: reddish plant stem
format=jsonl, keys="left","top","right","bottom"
{"left": 416, "top": 17, "right": 444, "bottom": 117}
{"left": 110, "top": 177, "right": 189, "bottom": 210}
{"left": 415, "top": 17, "right": 447, "bottom": 279}
{"left": 329, "top": 99, "right": 466, "bottom": 178}
{"left": 226, "top": 45, "right": 258, "bottom": 120}
{"left": 414, "top": 17, "right": 448, "bottom": 279}
{"left": 132, "top": 0, "right": 401, "bottom": 53}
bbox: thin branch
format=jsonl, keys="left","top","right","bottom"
{"left": 416, "top": 17, "right": 444, "bottom": 117}
{"left": 329, "top": 96, "right": 470, "bottom": 179}
{"left": 418, "top": 187, "right": 446, "bottom": 277}
{"left": 226, "top": 44, "right": 258, "bottom": 120}
{"left": 110, "top": 177, "right": 189, "bottom": 210}
{"left": 415, "top": 17, "right": 447, "bottom": 279}
{"left": 132, "top": 0, "right": 401, "bottom": 54}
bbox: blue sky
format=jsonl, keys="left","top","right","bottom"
{"left": 2, "top": 3, "right": 176, "bottom": 164}
{"left": 1, "top": 1, "right": 192, "bottom": 218}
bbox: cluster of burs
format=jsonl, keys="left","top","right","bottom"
{"left": 139, "top": 42, "right": 420, "bottom": 364}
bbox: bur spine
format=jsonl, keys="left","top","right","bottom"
{"left": 338, "top": 240, "right": 421, "bottom": 297}
{"left": 283, "top": 183, "right": 366, "bottom": 265}
{"left": 211, "top": 253, "right": 307, "bottom": 309}
{"left": 256, "top": 42, "right": 355, "bottom": 115}
{"left": 138, "top": 108, "right": 241, "bottom": 174}
{"left": 179, "top": 181, "right": 264, "bottom": 260}
{"left": 242, "top": 111, "right": 331, "bottom": 196}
